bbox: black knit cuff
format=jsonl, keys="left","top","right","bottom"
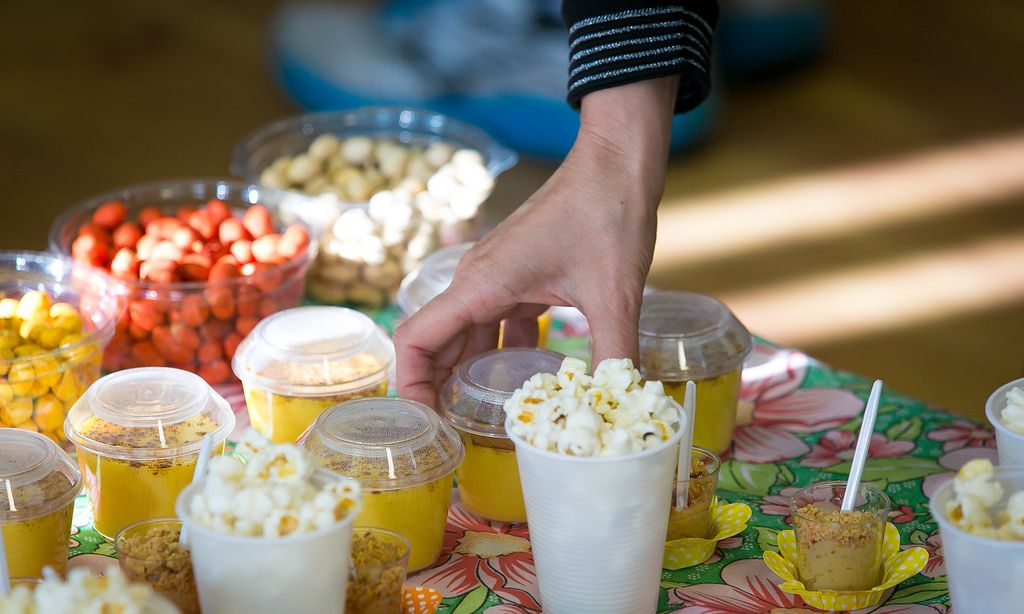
{"left": 565, "top": 5, "right": 715, "bottom": 114}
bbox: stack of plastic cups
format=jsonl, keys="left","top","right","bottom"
{"left": 176, "top": 470, "right": 361, "bottom": 614}
{"left": 507, "top": 401, "right": 685, "bottom": 614}
{"left": 985, "top": 377, "right": 1024, "bottom": 465}
{"left": 931, "top": 466, "right": 1024, "bottom": 614}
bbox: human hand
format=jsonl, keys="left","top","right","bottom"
{"left": 395, "top": 77, "right": 679, "bottom": 407}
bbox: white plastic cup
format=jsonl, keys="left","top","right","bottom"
{"left": 986, "top": 377, "right": 1024, "bottom": 466}
{"left": 930, "top": 465, "right": 1024, "bottom": 614}
{"left": 176, "top": 470, "right": 360, "bottom": 614}
{"left": 507, "top": 403, "right": 685, "bottom": 614}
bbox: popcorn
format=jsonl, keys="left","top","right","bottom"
{"left": 1001, "top": 386, "right": 1024, "bottom": 435}
{"left": 943, "top": 458, "right": 1024, "bottom": 540}
{"left": 506, "top": 358, "right": 679, "bottom": 457}
{"left": 0, "top": 567, "right": 179, "bottom": 614}
{"left": 188, "top": 429, "right": 360, "bottom": 537}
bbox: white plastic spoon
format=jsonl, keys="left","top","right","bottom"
{"left": 179, "top": 433, "right": 214, "bottom": 546}
{"left": 841, "top": 379, "right": 884, "bottom": 511}
{"left": 675, "top": 381, "right": 697, "bottom": 510}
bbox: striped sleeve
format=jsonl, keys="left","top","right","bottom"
{"left": 561, "top": 1, "right": 718, "bottom": 113}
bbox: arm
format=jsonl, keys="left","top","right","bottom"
{"left": 395, "top": 2, "right": 718, "bottom": 408}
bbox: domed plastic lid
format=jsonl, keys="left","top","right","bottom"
{"left": 233, "top": 306, "right": 394, "bottom": 397}
{"left": 638, "top": 290, "right": 753, "bottom": 380}
{"left": 300, "top": 398, "right": 463, "bottom": 491}
{"left": 0, "top": 428, "right": 82, "bottom": 522}
{"left": 439, "top": 348, "right": 565, "bottom": 437}
{"left": 65, "top": 367, "right": 235, "bottom": 460}
{"left": 396, "top": 243, "right": 473, "bottom": 316}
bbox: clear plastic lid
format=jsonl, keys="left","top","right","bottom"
{"left": 233, "top": 306, "right": 394, "bottom": 397}
{"left": 638, "top": 290, "right": 753, "bottom": 380}
{"left": 396, "top": 243, "right": 473, "bottom": 316}
{"left": 64, "top": 367, "right": 235, "bottom": 460}
{"left": 1, "top": 428, "right": 82, "bottom": 522}
{"left": 300, "top": 398, "right": 464, "bottom": 491}
{"left": 438, "top": 348, "right": 565, "bottom": 437}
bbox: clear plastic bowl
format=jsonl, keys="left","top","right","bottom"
{"left": 0, "top": 251, "right": 121, "bottom": 444}
{"left": 396, "top": 242, "right": 472, "bottom": 316}
{"left": 231, "top": 107, "right": 517, "bottom": 308}
{"left": 115, "top": 517, "right": 199, "bottom": 614}
{"left": 47, "top": 179, "right": 316, "bottom": 390}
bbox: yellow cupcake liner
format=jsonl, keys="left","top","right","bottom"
{"left": 763, "top": 522, "right": 929, "bottom": 612}
{"left": 663, "top": 500, "right": 752, "bottom": 570}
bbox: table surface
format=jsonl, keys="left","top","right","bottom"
{"left": 67, "top": 308, "right": 981, "bottom": 613}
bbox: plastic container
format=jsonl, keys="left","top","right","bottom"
{"left": 639, "top": 290, "right": 753, "bottom": 454}
{"left": 177, "top": 469, "right": 360, "bottom": 614}
{"left": 790, "top": 482, "right": 890, "bottom": 591}
{"left": 300, "top": 397, "right": 463, "bottom": 571}
{"left": 0, "top": 252, "right": 120, "bottom": 445}
{"left": 986, "top": 377, "right": 1024, "bottom": 466}
{"left": 233, "top": 306, "right": 393, "bottom": 443}
{"left": 398, "top": 242, "right": 552, "bottom": 348}
{"left": 932, "top": 466, "right": 1024, "bottom": 614}
{"left": 438, "top": 347, "right": 563, "bottom": 522}
{"left": 347, "top": 527, "right": 411, "bottom": 614}
{"left": 232, "top": 107, "right": 517, "bottom": 308}
{"left": 115, "top": 517, "right": 199, "bottom": 614}
{"left": 65, "top": 367, "right": 235, "bottom": 539}
{"left": 0, "top": 428, "right": 82, "bottom": 579}
{"left": 667, "top": 446, "right": 720, "bottom": 540}
{"left": 507, "top": 402, "right": 685, "bottom": 614}
{"left": 48, "top": 179, "right": 315, "bottom": 390}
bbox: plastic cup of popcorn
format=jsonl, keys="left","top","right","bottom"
{"left": 931, "top": 466, "right": 1024, "bottom": 614}
{"left": 985, "top": 377, "right": 1024, "bottom": 466}
{"left": 176, "top": 469, "right": 361, "bottom": 614}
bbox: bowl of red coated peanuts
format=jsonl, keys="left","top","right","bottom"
{"left": 48, "top": 179, "right": 315, "bottom": 388}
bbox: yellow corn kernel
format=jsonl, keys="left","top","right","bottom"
{"left": 1, "top": 397, "right": 34, "bottom": 425}
{"left": 0, "top": 298, "right": 18, "bottom": 320}
{"left": 58, "top": 335, "right": 95, "bottom": 365}
{"left": 14, "top": 343, "right": 44, "bottom": 358}
{"left": 53, "top": 370, "right": 81, "bottom": 403}
{"left": 33, "top": 394, "right": 65, "bottom": 432}
{"left": 0, "top": 330, "right": 19, "bottom": 350}
{"left": 7, "top": 362, "right": 36, "bottom": 396}
{"left": 40, "top": 429, "right": 61, "bottom": 444}
{"left": 19, "top": 317, "right": 48, "bottom": 343}
{"left": 49, "top": 302, "right": 79, "bottom": 320}
{"left": 15, "top": 291, "right": 51, "bottom": 322}
{"left": 0, "top": 383, "right": 12, "bottom": 404}
{"left": 0, "top": 346, "right": 12, "bottom": 377}
{"left": 36, "top": 327, "right": 65, "bottom": 350}
{"left": 13, "top": 418, "right": 39, "bottom": 433}
{"left": 32, "top": 356, "right": 62, "bottom": 389}
{"left": 51, "top": 313, "right": 82, "bottom": 335}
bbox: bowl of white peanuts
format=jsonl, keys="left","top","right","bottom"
{"left": 231, "top": 107, "right": 517, "bottom": 308}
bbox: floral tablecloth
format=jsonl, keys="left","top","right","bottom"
{"left": 67, "top": 307, "right": 993, "bottom": 613}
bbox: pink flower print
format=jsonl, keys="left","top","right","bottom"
{"left": 927, "top": 420, "right": 994, "bottom": 453}
{"left": 802, "top": 431, "right": 914, "bottom": 468}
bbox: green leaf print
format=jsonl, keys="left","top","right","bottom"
{"left": 451, "top": 586, "right": 489, "bottom": 614}
{"left": 824, "top": 457, "right": 941, "bottom": 483}
{"left": 909, "top": 529, "right": 930, "bottom": 544}
{"left": 718, "top": 461, "right": 794, "bottom": 496}
{"left": 886, "top": 416, "right": 925, "bottom": 441}
{"left": 887, "top": 579, "right": 949, "bottom": 604}
{"left": 753, "top": 526, "right": 779, "bottom": 552}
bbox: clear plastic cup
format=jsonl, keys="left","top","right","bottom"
{"left": 397, "top": 242, "right": 552, "bottom": 348}
{"left": 300, "top": 398, "right": 464, "bottom": 571}
{"left": 639, "top": 290, "right": 753, "bottom": 454}
{"left": 177, "top": 469, "right": 360, "bottom": 614}
{"left": 115, "top": 517, "right": 199, "bottom": 614}
{"left": 438, "top": 347, "right": 564, "bottom": 522}
{"left": 986, "top": 377, "right": 1024, "bottom": 466}
{"left": 0, "top": 428, "right": 81, "bottom": 579}
{"left": 348, "top": 527, "right": 411, "bottom": 614}
{"left": 64, "top": 367, "right": 235, "bottom": 539}
{"left": 667, "top": 446, "right": 720, "bottom": 540}
{"left": 790, "top": 481, "right": 890, "bottom": 591}
{"left": 931, "top": 466, "right": 1024, "bottom": 614}
{"left": 507, "top": 402, "right": 685, "bottom": 614}
{"left": 233, "top": 306, "right": 393, "bottom": 443}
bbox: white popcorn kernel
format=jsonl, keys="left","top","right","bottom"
{"left": 1002, "top": 387, "right": 1024, "bottom": 435}
{"left": 332, "top": 209, "right": 375, "bottom": 241}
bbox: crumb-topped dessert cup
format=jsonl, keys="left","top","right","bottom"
{"left": 233, "top": 305, "right": 393, "bottom": 443}
{"left": 64, "top": 367, "right": 234, "bottom": 539}
{"left": 300, "top": 397, "right": 464, "bottom": 571}
{"left": 115, "top": 517, "right": 199, "bottom": 614}
{"left": 790, "top": 482, "right": 889, "bottom": 591}
{"left": 348, "top": 527, "right": 411, "bottom": 614}
{"left": 639, "top": 290, "right": 752, "bottom": 455}
{"left": 0, "top": 428, "right": 82, "bottom": 579}
{"left": 438, "top": 347, "right": 564, "bottom": 522}
{"left": 667, "top": 446, "right": 720, "bottom": 540}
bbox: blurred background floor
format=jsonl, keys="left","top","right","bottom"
{"left": 3, "top": 1, "right": 1022, "bottom": 419}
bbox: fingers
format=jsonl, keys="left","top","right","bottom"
{"left": 583, "top": 292, "right": 642, "bottom": 366}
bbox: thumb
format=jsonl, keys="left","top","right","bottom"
{"left": 582, "top": 293, "right": 642, "bottom": 367}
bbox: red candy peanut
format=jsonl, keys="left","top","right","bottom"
{"left": 92, "top": 201, "right": 127, "bottom": 230}
{"left": 178, "top": 254, "right": 211, "bottom": 282}
{"left": 139, "top": 207, "right": 163, "bottom": 229}
{"left": 77, "top": 223, "right": 112, "bottom": 245}
{"left": 251, "top": 234, "right": 281, "bottom": 264}
{"left": 241, "top": 205, "right": 273, "bottom": 238}
{"left": 205, "top": 200, "right": 232, "bottom": 227}
{"left": 140, "top": 259, "right": 179, "bottom": 284}
{"left": 235, "top": 316, "right": 258, "bottom": 338}
{"left": 229, "top": 240, "right": 254, "bottom": 264}
{"left": 179, "top": 294, "right": 210, "bottom": 326}
{"left": 175, "top": 205, "right": 198, "bottom": 224}
{"left": 172, "top": 226, "right": 201, "bottom": 251}
{"left": 149, "top": 241, "right": 184, "bottom": 263}
{"left": 135, "top": 234, "right": 158, "bottom": 260}
{"left": 199, "top": 359, "right": 232, "bottom": 385}
{"left": 113, "top": 222, "right": 143, "bottom": 250}
{"left": 218, "top": 218, "right": 250, "bottom": 245}
{"left": 222, "top": 333, "right": 242, "bottom": 359}
{"left": 277, "top": 225, "right": 310, "bottom": 259}
{"left": 188, "top": 210, "right": 217, "bottom": 241}
{"left": 207, "top": 289, "right": 234, "bottom": 321}
{"left": 209, "top": 259, "right": 240, "bottom": 282}
{"left": 128, "top": 300, "right": 164, "bottom": 331}
{"left": 72, "top": 234, "right": 109, "bottom": 267}
{"left": 147, "top": 217, "right": 184, "bottom": 240}
{"left": 110, "top": 248, "right": 140, "bottom": 280}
